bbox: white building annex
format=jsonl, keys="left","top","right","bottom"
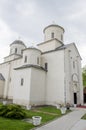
{"left": 0, "top": 23, "right": 83, "bottom": 106}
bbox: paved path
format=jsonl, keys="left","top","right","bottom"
{"left": 35, "top": 108, "right": 86, "bottom": 130}
{"left": 70, "top": 120, "right": 86, "bottom": 130}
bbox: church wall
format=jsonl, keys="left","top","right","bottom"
{"left": 4, "top": 54, "right": 21, "bottom": 62}
{"left": 0, "top": 80, "right": 5, "bottom": 98}
{"left": 0, "top": 57, "right": 23, "bottom": 99}
{"left": 37, "top": 39, "right": 62, "bottom": 52}
{"left": 0, "top": 63, "right": 10, "bottom": 98}
{"left": 42, "top": 50, "right": 65, "bottom": 105}
{"left": 29, "top": 68, "right": 46, "bottom": 105}
{"left": 7, "top": 59, "right": 22, "bottom": 99}
{"left": 64, "top": 44, "right": 83, "bottom": 105}
{"left": 13, "top": 68, "right": 31, "bottom": 106}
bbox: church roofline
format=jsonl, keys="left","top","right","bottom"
{"left": 14, "top": 64, "right": 47, "bottom": 72}
{"left": 42, "top": 45, "right": 65, "bottom": 54}
{"left": 4, "top": 54, "right": 22, "bottom": 59}
{"left": 66, "top": 42, "right": 82, "bottom": 60}
{"left": 23, "top": 47, "right": 42, "bottom": 53}
{"left": 37, "top": 38, "right": 64, "bottom": 46}
{"left": 0, "top": 56, "right": 22, "bottom": 65}
{"left": 42, "top": 43, "right": 82, "bottom": 60}
{"left": 43, "top": 24, "right": 65, "bottom": 33}
{"left": 0, "top": 73, "right": 5, "bottom": 81}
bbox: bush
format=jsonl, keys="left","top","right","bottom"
{"left": 0, "top": 104, "right": 27, "bottom": 119}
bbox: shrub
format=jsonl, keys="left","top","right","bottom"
{"left": 0, "top": 104, "right": 27, "bottom": 119}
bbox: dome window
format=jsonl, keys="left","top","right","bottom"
{"left": 15, "top": 48, "right": 17, "bottom": 54}
{"left": 61, "top": 34, "right": 63, "bottom": 41}
{"left": 51, "top": 32, "right": 54, "bottom": 39}
{"left": 45, "top": 62, "right": 48, "bottom": 70}
{"left": 21, "top": 78, "right": 24, "bottom": 86}
{"left": 24, "top": 56, "right": 27, "bottom": 63}
{"left": 37, "top": 57, "right": 39, "bottom": 65}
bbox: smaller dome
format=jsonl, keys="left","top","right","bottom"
{"left": 10, "top": 40, "right": 26, "bottom": 47}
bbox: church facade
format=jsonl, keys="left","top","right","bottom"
{"left": 0, "top": 24, "right": 83, "bottom": 106}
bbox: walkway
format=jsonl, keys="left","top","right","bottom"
{"left": 35, "top": 108, "right": 86, "bottom": 130}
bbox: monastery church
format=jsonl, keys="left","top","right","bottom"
{"left": 0, "top": 23, "right": 83, "bottom": 106}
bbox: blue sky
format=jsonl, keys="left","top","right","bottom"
{"left": 0, "top": 0, "right": 86, "bottom": 67}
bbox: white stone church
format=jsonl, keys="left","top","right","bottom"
{"left": 0, "top": 23, "right": 83, "bottom": 106}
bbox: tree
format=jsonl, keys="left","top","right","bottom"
{"left": 82, "top": 68, "right": 86, "bottom": 87}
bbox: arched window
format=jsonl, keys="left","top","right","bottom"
{"left": 24, "top": 56, "right": 27, "bottom": 63}
{"left": 61, "top": 34, "right": 63, "bottom": 41}
{"left": 21, "top": 78, "right": 24, "bottom": 86}
{"left": 21, "top": 50, "right": 23, "bottom": 54}
{"left": 51, "top": 32, "right": 54, "bottom": 38}
{"left": 15, "top": 48, "right": 17, "bottom": 53}
{"left": 37, "top": 57, "right": 39, "bottom": 65}
{"left": 45, "top": 62, "right": 48, "bottom": 70}
{"left": 73, "top": 61, "right": 75, "bottom": 69}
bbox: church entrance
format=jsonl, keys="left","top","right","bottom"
{"left": 74, "top": 93, "right": 77, "bottom": 104}
{"left": 84, "top": 87, "right": 86, "bottom": 103}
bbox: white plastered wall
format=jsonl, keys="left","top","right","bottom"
{"left": 30, "top": 68, "right": 46, "bottom": 105}
{"left": 64, "top": 44, "right": 83, "bottom": 105}
{"left": 37, "top": 39, "right": 62, "bottom": 52}
{"left": 42, "top": 50, "right": 65, "bottom": 105}
{"left": 13, "top": 68, "right": 31, "bottom": 106}
{"left": 0, "top": 80, "right": 5, "bottom": 98}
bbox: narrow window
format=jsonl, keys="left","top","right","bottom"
{"left": 24, "top": 56, "right": 27, "bottom": 63}
{"left": 61, "top": 34, "right": 63, "bottom": 41}
{"left": 9, "top": 77, "right": 11, "bottom": 82}
{"left": 21, "top": 50, "right": 23, "bottom": 54}
{"left": 73, "top": 61, "right": 75, "bottom": 69}
{"left": 45, "top": 63, "right": 48, "bottom": 70}
{"left": 51, "top": 32, "right": 54, "bottom": 38}
{"left": 37, "top": 57, "right": 39, "bottom": 65}
{"left": 21, "top": 78, "right": 24, "bottom": 86}
{"left": 15, "top": 48, "right": 17, "bottom": 53}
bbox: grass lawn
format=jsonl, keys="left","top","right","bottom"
{"left": 0, "top": 117, "right": 34, "bottom": 130}
{"left": 34, "top": 106, "right": 61, "bottom": 114}
{"left": 0, "top": 105, "right": 70, "bottom": 130}
{"left": 81, "top": 114, "right": 86, "bottom": 120}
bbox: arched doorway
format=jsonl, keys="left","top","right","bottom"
{"left": 72, "top": 73, "right": 79, "bottom": 105}
{"left": 84, "top": 87, "right": 86, "bottom": 103}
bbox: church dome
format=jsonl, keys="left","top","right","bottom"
{"left": 10, "top": 40, "right": 26, "bottom": 47}
{"left": 10, "top": 40, "right": 26, "bottom": 55}
{"left": 43, "top": 24, "right": 65, "bottom": 42}
{"left": 43, "top": 24, "right": 65, "bottom": 33}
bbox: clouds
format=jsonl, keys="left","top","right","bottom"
{"left": 0, "top": 0, "right": 86, "bottom": 66}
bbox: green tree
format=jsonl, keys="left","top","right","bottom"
{"left": 82, "top": 69, "right": 86, "bottom": 87}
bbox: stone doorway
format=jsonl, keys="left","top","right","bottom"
{"left": 74, "top": 93, "right": 77, "bottom": 104}
{"left": 84, "top": 87, "right": 86, "bottom": 103}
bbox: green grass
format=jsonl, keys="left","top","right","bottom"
{"left": 0, "top": 105, "right": 70, "bottom": 130}
{"left": 35, "top": 106, "right": 61, "bottom": 114}
{"left": 25, "top": 109, "right": 60, "bottom": 124}
{"left": 81, "top": 114, "right": 86, "bottom": 120}
{"left": 0, "top": 117, "right": 34, "bottom": 130}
